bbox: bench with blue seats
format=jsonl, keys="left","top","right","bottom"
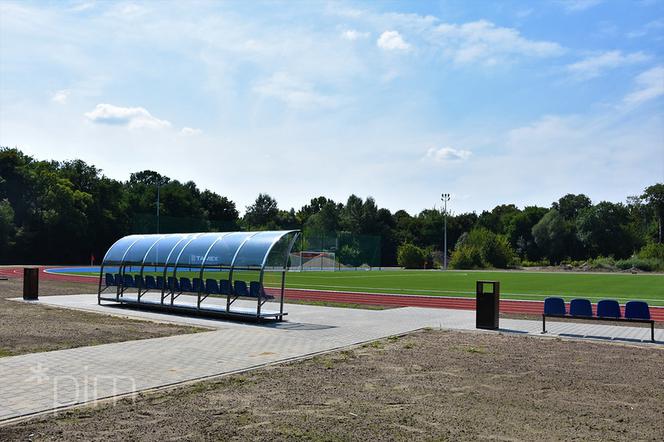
{"left": 226, "top": 280, "right": 274, "bottom": 309}
{"left": 101, "top": 273, "right": 117, "bottom": 293}
{"left": 543, "top": 297, "right": 655, "bottom": 342}
{"left": 104, "top": 272, "right": 275, "bottom": 307}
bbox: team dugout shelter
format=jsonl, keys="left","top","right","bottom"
{"left": 98, "top": 230, "right": 300, "bottom": 321}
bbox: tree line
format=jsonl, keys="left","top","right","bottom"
{"left": 1, "top": 147, "right": 662, "bottom": 269}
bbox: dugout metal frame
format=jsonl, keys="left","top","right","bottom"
{"left": 97, "top": 230, "right": 300, "bottom": 321}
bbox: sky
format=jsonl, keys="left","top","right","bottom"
{"left": 0, "top": 0, "right": 663, "bottom": 216}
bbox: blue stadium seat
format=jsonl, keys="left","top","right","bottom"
{"left": 134, "top": 275, "right": 144, "bottom": 289}
{"left": 144, "top": 275, "right": 157, "bottom": 290}
{"left": 250, "top": 281, "right": 275, "bottom": 300}
{"left": 123, "top": 274, "right": 135, "bottom": 288}
{"left": 156, "top": 276, "right": 165, "bottom": 290}
{"left": 543, "top": 297, "right": 566, "bottom": 316}
{"left": 569, "top": 298, "right": 593, "bottom": 317}
{"left": 625, "top": 301, "right": 650, "bottom": 320}
{"left": 179, "top": 277, "right": 193, "bottom": 292}
{"left": 234, "top": 280, "right": 249, "bottom": 297}
{"left": 114, "top": 274, "right": 122, "bottom": 286}
{"left": 105, "top": 273, "right": 116, "bottom": 287}
{"left": 219, "top": 279, "right": 231, "bottom": 295}
{"left": 205, "top": 279, "right": 220, "bottom": 294}
{"left": 167, "top": 276, "right": 180, "bottom": 292}
{"left": 597, "top": 299, "right": 621, "bottom": 318}
{"left": 193, "top": 278, "right": 204, "bottom": 293}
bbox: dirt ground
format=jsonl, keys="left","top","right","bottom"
{"left": 0, "top": 278, "right": 204, "bottom": 357}
{"left": 1, "top": 329, "right": 662, "bottom": 441}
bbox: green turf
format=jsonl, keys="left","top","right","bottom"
{"left": 67, "top": 269, "right": 664, "bottom": 306}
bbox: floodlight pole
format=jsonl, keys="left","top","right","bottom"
{"left": 156, "top": 182, "right": 161, "bottom": 234}
{"left": 441, "top": 193, "right": 451, "bottom": 270}
{"left": 156, "top": 179, "right": 166, "bottom": 234}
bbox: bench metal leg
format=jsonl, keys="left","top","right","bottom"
{"left": 542, "top": 315, "right": 546, "bottom": 334}
{"left": 652, "top": 322, "right": 655, "bottom": 343}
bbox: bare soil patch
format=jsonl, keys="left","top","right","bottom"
{"left": 0, "top": 278, "right": 204, "bottom": 357}
{"left": 2, "top": 329, "right": 662, "bottom": 441}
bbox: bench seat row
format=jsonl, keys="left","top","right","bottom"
{"left": 544, "top": 297, "right": 650, "bottom": 320}
{"left": 104, "top": 273, "right": 274, "bottom": 300}
{"left": 543, "top": 297, "right": 655, "bottom": 342}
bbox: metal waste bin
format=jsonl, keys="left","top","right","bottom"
{"left": 476, "top": 280, "right": 499, "bottom": 330}
{"left": 23, "top": 267, "right": 39, "bottom": 300}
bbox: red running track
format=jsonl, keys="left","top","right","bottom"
{"left": 2, "top": 266, "right": 663, "bottom": 322}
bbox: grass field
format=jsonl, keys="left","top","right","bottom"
{"left": 61, "top": 268, "right": 664, "bottom": 306}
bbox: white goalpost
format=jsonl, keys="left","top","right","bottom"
{"left": 290, "top": 251, "right": 338, "bottom": 271}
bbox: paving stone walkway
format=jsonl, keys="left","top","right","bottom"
{"left": 1, "top": 294, "right": 661, "bottom": 423}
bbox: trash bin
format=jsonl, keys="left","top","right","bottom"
{"left": 476, "top": 280, "right": 499, "bottom": 330}
{"left": 23, "top": 267, "right": 39, "bottom": 300}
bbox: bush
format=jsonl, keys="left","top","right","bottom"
{"left": 338, "top": 244, "right": 361, "bottom": 267}
{"left": 449, "top": 228, "right": 515, "bottom": 269}
{"left": 586, "top": 256, "right": 616, "bottom": 270}
{"left": 615, "top": 258, "right": 661, "bottom": 272}
{"left": 638, "top": 243, "right": 664, "bottom": 261}
{"left": 560, "top": 259, "right": 586, "bottom": 267}
{"left": 449, "top": 246, "right": 484, "bottom": 269}
{"left": 520, "top": 259, "right": 549, "bottom": 267}
{"left": 397, "top": 243, "right": 426, "bottom": 269}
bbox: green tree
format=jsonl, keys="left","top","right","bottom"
{"left": 341, "top": 194, "right": 363, "bottom": 233}
{"left": 506, "top": 206, "right": 548, "bottom": 260}
{"left": 297, "top": 196, "right": 332, "bottom": 224}
{"left": 201, "top": 190, "right": 239, "bottom": 230}
{"left": 0, "top": 199, "right": 16, "bottom": 261}
{"left": 642, "top": 183, "right": 664, "bottom": 243}
{"left": 275, "top": 208, "right": 299, "bottom": 229}
{"left": 477, "top": 204, "right": 520, "bottom": 234}
{"left": 576, "top": 202, "right": 636, "bottom": 259}
{"left": 532, "top": 210, "right": 575, "bottom": 263}
{"left": 393, "top": 210, "right": 415, "bottom": 245}
{"left": 244, "top": 193, "right": 279, "bottom": 229}
{"left": 553, "top": 194, "right": 592, "bottom": 220}
{"left": 397, "top": 243, "right": 426, "bottom": 269}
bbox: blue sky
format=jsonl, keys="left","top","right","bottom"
{"left": 0, "top": 0, "right": 662, "bottom": 215}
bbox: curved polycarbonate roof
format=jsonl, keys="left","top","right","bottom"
{"left": 102, "top": 230, "right": 299, "bottom": 271}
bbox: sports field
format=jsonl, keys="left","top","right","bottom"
{"left": 56, "top": 268, "right": 664, "bottom": 306}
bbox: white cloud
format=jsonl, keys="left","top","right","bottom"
{"left": 431, "top": 20, "right": 564, "bottom": 65}
{"left": 51, "top": 89, "right": 70, "bottom": 104}
{"left": 624, "top": 66, "right": 664, "bottom": 106}
{"left": 84, "top": 103, "right": 171, "bottom": 129}
{"left": 558, "top": 0, "right": 603, "bottom": 12}
{"left": 341, "top": 29, "right": 369, "bottom": 41}
{"left": 627, "top": 20, "right": 664, "bottom": 38}
{"left": 180, "top": 127, "right": 202, "bottom": 136}
{"left": 71, "top": 2, "right": 95, "bottom": 12}
{"left": 253, "top": 72, "right": 338, "bottom": 109}
{"left": 70, "top": 2, "right": 95, "bottom": 12}
{"left": 108, "top": 3, "right": 147, "bottom": 19}
{"left": 567, "top": 51, "right": 650, "bottom": 79}
{"left": 377, "top": 30, "right": 410, "bottom": 51}
{"left": 426, "top": 146, "right": 472, "bottom": 162}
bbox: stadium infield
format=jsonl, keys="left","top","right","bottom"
{"left": 42, "top": 267, "right": 664, "bottom": 306}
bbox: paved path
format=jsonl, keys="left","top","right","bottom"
{"left": 3, "top": 266, "right": 663, "bottom": 320}
{"left": 1, "top": 294, "right": 661, "bottom": 423}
